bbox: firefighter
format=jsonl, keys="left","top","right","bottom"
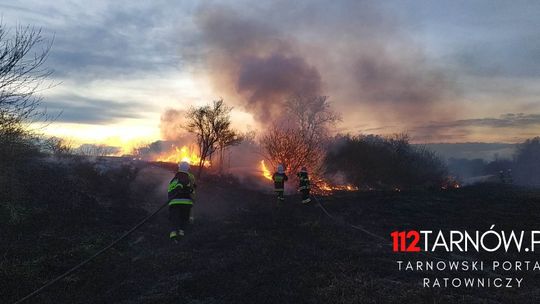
{"left": 272, "top": 164, "right": 288, "bottom": 202}
{"left": 297, "top": 167, "right": 311, "bottom": 204}
{"left": 167, "top": 161, "right": 196, "bottom": 241}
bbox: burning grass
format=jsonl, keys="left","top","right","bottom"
{"left": 155, "top": 145, "right": 210, "bottom": 167}
{"left": 5, "top": 171, "right": 540, "bottom": 303}
{"left": 259, "top": 160, "right": 360, "bottom": 195}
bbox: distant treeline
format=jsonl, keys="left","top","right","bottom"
{"left": 448, "top": 137, "right": 540, "bottom": 187}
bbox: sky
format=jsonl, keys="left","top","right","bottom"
{"left": 2, "top": 0, "right": 540, "bottom": 150}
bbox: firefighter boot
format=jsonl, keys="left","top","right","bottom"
{"left": 302, "top": 197, "right": 312, "bottom": 204}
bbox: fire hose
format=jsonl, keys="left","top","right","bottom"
{"left": 13, "top": 201, "right": 170, "bottom": 304}
{"left": 14, "top": 191, "right": 499, "bottom": 303}
{"left": 310, "top": 193, "right": 500, "bottom": 276}
{"left": 311, "top": 194, "right": 390, "bottom": 244}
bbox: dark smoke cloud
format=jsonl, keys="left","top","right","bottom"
{"left": 237, "top": 54, "right": 322, "bottom": 120}
{"left": 195, "top": 4, "right": 323, "bottom": 123}
{"left": 192, "top": 1, "right": 458, "bottom": 130}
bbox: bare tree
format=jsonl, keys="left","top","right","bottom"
{"left": 0, "top": 24, "right": 53, "bottom": 159}
{"left": 76, "top": 144, "right": 119, "bottom": 158}
{"left": 44, "top": 136, "right": 73, "bottom": 157}
{"left": 185, "top": 99, "right": 241, "bottom": 177}
{"left": 261, "top": 125, "right": 313, "bottom": 175}
{"left": 285, "top": 95, "right": 340, "bottom": 141}
{"left": 261, "top": 95, "right": 340, "bottom": 177}
{"left": 216, "top": 129, "right": 243, "bottom": 173}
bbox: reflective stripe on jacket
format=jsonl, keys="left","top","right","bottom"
{"left": 168, "top": 170, "right": 197, "bottom": 205}
{"left": 169, "top": 198, "right": 194, "bottom": 205}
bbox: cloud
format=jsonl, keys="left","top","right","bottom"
{"left": 410, "top": 113, "right": 540, "bottom": 142}
{"left": 4, "top": 0, "right": 540, "bottom": 143}
{"left": 402, "top": 1, "right": 540, "bottom": 79}
{"left": 419, "top": 113, "right": 540, "bottom": 130}
{"left": 351, "top": 48, "right": 454, "bottom": 120}
{"left": 2, "top": 1, "right": 194, "bottom": 81}
{"left": 422, "top": 142, "right": 516, "bottom": 161}
{"left": 45, "top": 95, "right": 151, "bottom": 124}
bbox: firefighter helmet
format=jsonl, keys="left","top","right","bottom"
{"left": 178, "top": 161, "right": 190, "bottom": 172}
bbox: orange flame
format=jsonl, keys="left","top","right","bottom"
{"left": 318, "top": 181, "right": 332, "bottom": 192}
{"left": 317, "top": 180, "right": 359, "bottom": 192}
{"left": 156, "top": 145, "right": 210, "bottom": 167}
{"left": 258, "top": 159, "right": 358, "bottom": 193}
{"left": 260, "top": 160, "right": 273, "bottom": 180}
{"left": 441, "top": 177, "right": 461, "bottom": 190}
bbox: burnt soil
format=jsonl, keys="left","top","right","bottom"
{"left": 3, "top": 166, "right": 540, "bottom": 303}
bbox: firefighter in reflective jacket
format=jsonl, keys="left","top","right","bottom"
{"left": 167, "top": 161, "right": 196, "bottom": 240}
{"left": 272, "top": 164, "right": 288, "bottom": 202}
{"left": 297, "top": 167, "right": 311, "bottom": 204}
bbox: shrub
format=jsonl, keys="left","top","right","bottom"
{"left": 325, "top": 134, "right": 448, "bottom": 190}
{"left": 514, "top": 137, "right": 540, "bottom": 186}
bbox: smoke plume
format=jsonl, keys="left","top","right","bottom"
{"left": 160, "top": 109, "right": 189, "bottom": 141}
{"left": 195, "top": 5, "right": 323, "bottom": 123}
{"left": 190, "top": 1, "right": 458, "bottom": 132}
